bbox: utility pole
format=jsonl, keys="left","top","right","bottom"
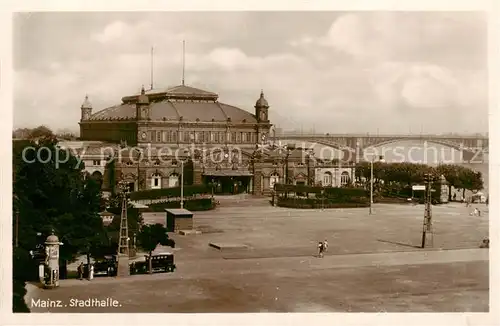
{"left": 421, "top": 173, "right": 434, "bottom": 248}
{"left": 116, "top": 180, "right": 130, "bottom": 277}
{"left": 370, "top": 158, "right": 374, "bottom": 215}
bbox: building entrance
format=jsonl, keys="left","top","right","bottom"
{"left": 203, "top": 174, "right": 253, "bottom": 195}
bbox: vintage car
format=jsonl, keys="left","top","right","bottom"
{"left": 130, "top": 252, "right": 176, "bottom": 275}
{"left": 92, "top": 255, "right": 118, "bottom": 277}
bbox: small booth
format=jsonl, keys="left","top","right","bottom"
{"left": 165, "top": 208, "right": 194, "bottom": 232}
{"left": 43, "top": 232, "right": 63, "bottom": 289}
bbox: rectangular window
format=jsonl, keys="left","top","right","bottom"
{"left": 195, "top": 132, "right": 200, "bottom": 143}
{"left": 242, "top": 132, "right": 246, "bottom": 142}
{"left": 184, "top": 132, "right": 190, "bottom": 142}
{"left": 93, "top": 160, "right": 100, "bottom": 166}
{"left": 220, "top": 132, "right": 225, "bottom": 143}
{"left": 236, "top": 132, "right": 241, "bottom": 143}
{"left": 150, "top": 131, "right": 156, "bottom": 142}
{"left": 204, "top": 131, "right": 209, "bottom": 143}
{"left": 214, "top": 132, "right": 219, "bottom": 143}
{"left": 162, "top": 131, "right": 167, "bottom": 142}
{"left": 227, "top": 132, "right": 232, "bottom": 143}
{"left": 247, "top": 132, "right": 252, "bottom": 143}
{"left": 173, "top": 131, "right": 178, "bottom": 142}
{"left": 156, "top": 131, "right": 161, "bottom": 142}
{"left": 166, "top": 131, "right": 171, "bottom": 142}
{"left": 232, "top": 132, "right": 236, "bottom": 143}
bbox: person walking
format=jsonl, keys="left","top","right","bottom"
{"left": 77, "top": 262, "right": 84, "bottom": 280}
{"left": 89, "top": 263, "right": 94, "bottom": 281}
{"left": 323, "top": 239, "right": 329, "bottom": 252}
{"left": 317, "top": 241, "right": 324, "bottom": 258}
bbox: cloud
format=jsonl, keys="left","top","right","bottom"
{"left": 14, "top": 12, "right": 488, "bottom": 134}
{"left": 91, "top": 21, "right": 128, "bottom": 43}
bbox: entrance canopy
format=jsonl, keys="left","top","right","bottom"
{"left": 203, "top": 170, "right": 253, "bottom": 177}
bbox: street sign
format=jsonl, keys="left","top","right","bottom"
{"left": 412, "top": 185, "right": 426, "bottom": 191}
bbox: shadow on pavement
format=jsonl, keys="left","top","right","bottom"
{"left": 377, "top": 239, "right": 421, "bottom": 249}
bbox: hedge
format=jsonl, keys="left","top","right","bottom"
{"left": 129, "top": 185, "right": 210, "bottom": 201}
{"left": 274, "top": 183, "right": 368, "bottom": 198}
{"left": 148, "top": 198, "right": 215, "bottom": 212}
{"left": 277, "top": 197, "right": 369, "bottom": 209}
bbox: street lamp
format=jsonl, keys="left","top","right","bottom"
{"left": 284, "top": 143, "right": 295, "bottom": 185}
{"left": 369, "top": 155, "right": 385, "bottom": 215}
{"left": 179, "top": 148, "right": 190, "bottom": 209}
{"left": 180, "top": 160, "right": 185, "bottom": 209}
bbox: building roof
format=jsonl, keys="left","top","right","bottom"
{"left": 255, "top": 90, "right": 269, "bottom": 108}
{"left": 165, "top": 208, "right": 193, "bottom": 215}
{"left": 81, "top": 95, "right": 92, "bottom": 109}
{"left": 87, "top": 84, "right": 257, "bottom": 123}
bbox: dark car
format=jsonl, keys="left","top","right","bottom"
{"left": 91, "top": 255, "right": 118, "bottom": 277}
{"left": 130, "top": 252, "right": 176, "bottom": 275}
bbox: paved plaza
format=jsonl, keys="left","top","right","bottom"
{"left": 27, "top": 198, "right": 489, "bottom": 312}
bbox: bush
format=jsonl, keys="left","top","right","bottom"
{"left": 129, "top": 185, "right": 210, "bottom": 201}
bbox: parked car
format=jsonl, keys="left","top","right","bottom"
{"left": 130, "top": 252, "right": 176, "bottom": 274}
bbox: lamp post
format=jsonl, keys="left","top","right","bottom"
{"left": 180, "top": 160, "right": 184, "bottom": 209}
{"left": 179, "top": 148, "right": 190, "bottom": 209}
{"left": 285, "top": 143, "right": 295, "bottom": 185}
{"left": 369, "top": 155, "right": 384, "bottom": 215}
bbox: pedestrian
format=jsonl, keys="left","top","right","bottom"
{"left": 317, "top": 241, "right": 324, "bottom": 258}
{"left": 77, "top": 262, "right": 84, "bottom": 280}
{"left": 323, "top": 239, "right": 329, "bottom": 252}
{"left": 89, "top": 263, "right": 94, "bottom": 280}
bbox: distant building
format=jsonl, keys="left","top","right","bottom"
{"left": 69, "top": 82, "right": 315, "bottom": 195}
{"left": 314, "top": 162, "right": 355, "bottom": 187}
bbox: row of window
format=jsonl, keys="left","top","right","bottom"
{"left": 148, "top": 130, "right": 255, "bottom": 144}
{"left": 323, "top": 171, "right": 350, "bottom": 186}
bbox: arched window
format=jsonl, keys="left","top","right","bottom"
{"left": 168, "top": 173, "right": 179, "bottom": 188}
{"left": 323, "top": 171, "right": 332, "bottom": 186}
{"left": 341, "top": 171, "right": 350, "bottom": 186}
{"left": 151, "top": 173, "right": 162, "bottom": 189}
{"left": 269, "top": 172, "right": 280, "bottom": 190}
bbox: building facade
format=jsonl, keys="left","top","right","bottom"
{"left": 73, "top": 83, "right": 318, "bottom": 195}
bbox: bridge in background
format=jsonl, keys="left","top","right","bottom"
{"left": 270, "top": 132, "right": 489, "bottom": 163}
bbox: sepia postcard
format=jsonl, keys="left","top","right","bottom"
{"left": 2, "top": 2, "right": 498, "bottom": 326}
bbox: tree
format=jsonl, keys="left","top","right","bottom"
{"left": 459, "top": 169, "right": 484, "bottom": 197}
{"left": 28, "top": 125, "right": 54, "bottom": 139}
{"left": 13, "top": 136, "right": 106, "bottom": 309}
{"left": 136, "top": 224, "right": 175, "bottom": 274}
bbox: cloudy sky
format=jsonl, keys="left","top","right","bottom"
{"left": 13, "top": 11, "right": 488, "bottom": 134}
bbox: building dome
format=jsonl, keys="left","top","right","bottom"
{"left": 88, "top": 84, "right": 257, "bottom": 123}
{"left": 255, "top": 90, "right": 269, "bottom": 108}
{"left": 81, "top": 95, "right": 92, "bottom": 109}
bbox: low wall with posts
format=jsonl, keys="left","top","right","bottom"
{"left": 129, "top": 185, "right": 211, "bottom": 204}
{"left": 273, "top": 184, "right": 369, "bottom": 209}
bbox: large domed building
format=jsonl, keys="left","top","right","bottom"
{"left": 74, "top": 82, "right": 317, "bottom": 195}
